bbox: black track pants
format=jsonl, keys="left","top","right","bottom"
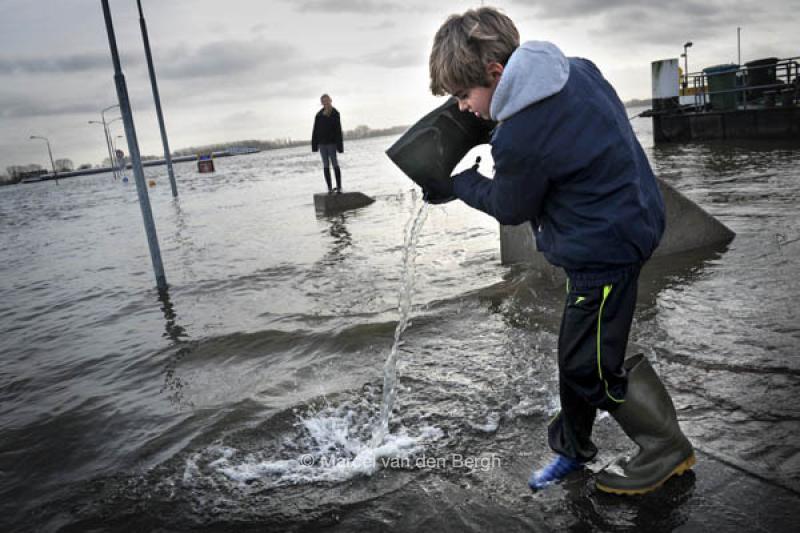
{"left": 547, "top": 267, "right": 639, "bottom": 463}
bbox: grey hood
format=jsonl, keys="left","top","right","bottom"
{"left": 490, "top": 41, "right": 570, "bottom": 122}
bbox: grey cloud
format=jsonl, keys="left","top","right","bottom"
{"left": 513, "top": 0, "right": 746, "bottom": 19}
{"left": 359, "top": 19, "right": 398, "bottom": 31}
{"left": 0, "top": 97, "right": 103, "bottom": 119}
{"left": 514, "top": 0, "right": 637, "bottom": 18}
{"left": 158, "top": 40, "right": 296, "bottom": 79}
{"left": 511, "top": 0, "right": 777, "bottom": 50}
{"left": 0, "top": 52, "right": 139, "bottom": 75}
{"left": 358, "top": 46, "right": 425, "bottom": 69}
{"left": 590, "top": 2, "right": 762, "bottom": 46}
{"left": 291, "top": 0, "right": 413, "bottom": 13}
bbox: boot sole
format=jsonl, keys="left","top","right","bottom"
{"left": 595, "top": 453, "right": 696, "bottom": 495}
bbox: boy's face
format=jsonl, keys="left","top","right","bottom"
{"left": 454, "top": 86, "right": 495, "bottom": 120}
{"left": 453, "top": 62, "right": 504, "bottom": 120}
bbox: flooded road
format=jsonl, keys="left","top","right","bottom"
{"left": 1, "top": 114, "right": 799, "bottom": 531}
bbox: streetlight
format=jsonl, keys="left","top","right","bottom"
{"left": 681, "top": 41, "right": 693, "bottom": 91}
{"left": 102, "top": 0, "right": 167, "bottom": 290}
{"left": 101, "top": 104, "right": 120, "bottom": 179}
{"left": 89, "top": 119, "right": 114, "bottom": 177}
{"left": 137, "top": 0, "right": 178, "bottom": 197}
{"left": 29, "top": 135, "right": 58, "bottom": 182}
{"left": 90, "top": 114, "right": 122, "bottom": 177}
{"left": 106, "top": 117, "right": 124, "bottom": 172}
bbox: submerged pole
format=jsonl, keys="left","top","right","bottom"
{"left": 101, "top": 0, "right": 167, "bottom": 290}
{"left": 101, "top": 120, "right": 115, "bottom": 178}
{"left": 137, "top": 0, "right": 178, "bottom": 198}
{"left": 101, "top": 104, "right": 120, "bottom": 179}
{"left": 29, "top": 135, "right": 58, "bottom": 183}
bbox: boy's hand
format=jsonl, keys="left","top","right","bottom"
{"left": 423, "top": 156, "right": 480, "bottom": 204}
{"left": 422, "top": 178, "right": 455, "bottom": 204}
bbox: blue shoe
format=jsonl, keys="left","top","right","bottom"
{"left": 528, "top": 454, "right": 584, "bottom": 491}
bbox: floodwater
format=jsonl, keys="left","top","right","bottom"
{"left": 1, "top": 110, "right": 799, "bottom": 532}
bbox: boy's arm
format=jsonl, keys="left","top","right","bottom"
{"left": 452, "top": 146, "right": 547, "bottom": 225}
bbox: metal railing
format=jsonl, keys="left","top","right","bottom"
{"left": 682, "top": 56, "right": 800, "bottom": 111}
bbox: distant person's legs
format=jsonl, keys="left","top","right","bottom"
{"left": 319, "top": 144, "right": 334, "bottom": 193}
{"left": 327, "top": 147, "right": 342, "bottom": 192}
{"left": 333, "top": 167, "right": 342, "bottom": 193}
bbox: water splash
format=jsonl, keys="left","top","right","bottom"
{"left": 201, "top": 401, "right": 443, "bottom": 487}
{"left": 372, "top": 200, "right": 430, "bottom": 446}
{"left": 200, "top": 200, "right": 436, "bottom": 488}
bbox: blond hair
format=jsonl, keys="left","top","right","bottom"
{"left": 429, "top": 6, "right": 520, "bottom": 96}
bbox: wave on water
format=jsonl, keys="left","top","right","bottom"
{"left": 184, "top": 401, "right": 444, "bottom": 488}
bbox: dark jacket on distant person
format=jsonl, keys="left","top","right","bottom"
{"left": 453, "top": 41, "right": 665, "bottom": 287}
{"left": 312, "top": 108, "right": 344, "bottom": 153}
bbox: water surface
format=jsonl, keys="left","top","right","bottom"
{"left": 1, "top": 118, "right": 799, "bottom": 531}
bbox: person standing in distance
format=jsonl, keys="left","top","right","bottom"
{"left": 311, "top": 93, "right": 344, "bottom": 193}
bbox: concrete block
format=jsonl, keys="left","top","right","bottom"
{"left": 499, "top": 177, "right": 735, "bottom": 270}
{"left": 313, "top": 191, "right": 375, "bottom": 215}
{"left": 652, "top": 178, "right": 735, "bottom": 257}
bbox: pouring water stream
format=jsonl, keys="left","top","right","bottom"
{"left": 372, "top": 200, "right": 430, "bottom": 446}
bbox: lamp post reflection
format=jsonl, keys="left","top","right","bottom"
{"left": 157, "top": 288, "right": 192, "bottom": 408}
{"left": 101, "top": 104, "right": 120, "bottom": 179}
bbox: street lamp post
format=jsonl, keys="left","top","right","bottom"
{"left": 682, "top": 41, "right": 693, "bottom": 91}
{"left": 101, "top": 104, "right": 120, "bottom": 179}
{"left": 102, "top": 0, "right": 167, "bottom": 290}
{"left": 106, "top": 116, "right": 123, "bottom": 172}
{"left": 89, "top": 119, "right": 115, "bottom": 178}
{"left": 137, "top": 0, "right": 178, "bottom": 197}
{"left": 110, "top": 136, "right": 118, "bottom": 168}
{"left": 29, "top": 135, "right": 58, "bottom": 183}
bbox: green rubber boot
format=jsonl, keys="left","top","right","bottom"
{"left": 596, "top": 354, "right": 695, "bottom": 495}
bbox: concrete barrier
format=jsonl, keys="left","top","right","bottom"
{"left": 314, "top": 191, "right": 375, "bottom": 215}
{"left": 500, "top": 177, "right": 735, "bottom": 270}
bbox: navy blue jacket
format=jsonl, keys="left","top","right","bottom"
{"left": 453, "top": 53, "right": 664, "bottom": 286}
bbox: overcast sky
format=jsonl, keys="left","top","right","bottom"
{"left": 1, "top": 0, "right": 796, "bottom": 170}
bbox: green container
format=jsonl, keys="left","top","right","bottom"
{"left": 745, "top": 57, "right": 778, "bottom": 98}
{"left": 704, "top": 64, "right": 739, "bottom": 110}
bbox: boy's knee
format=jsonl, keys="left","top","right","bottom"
{"left": 561, "top": 366, "right": 608, "bottom": 403}
{"left": 561, "top": 365, "right": 594, "bottom": 386}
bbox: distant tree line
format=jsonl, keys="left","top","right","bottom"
{"left": 2, "top": 158, "right": 91, "bottom": 185}
{"left": 624, "top": 98, "right": 652, "bottom": 108}
{"left": 172, "top": 137, "right": 305, "bottom": 157}
{"left": 343, "top": 124, "right": 407, "bottom": 140}
{"left": 3, "top": 164, "right": 45, "bottom": 185}
{"left": 1, "top": 123, "right": 410, "bottom": 186}
{"left": 172, "top": 124, "right": 408, "bottom": 156}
